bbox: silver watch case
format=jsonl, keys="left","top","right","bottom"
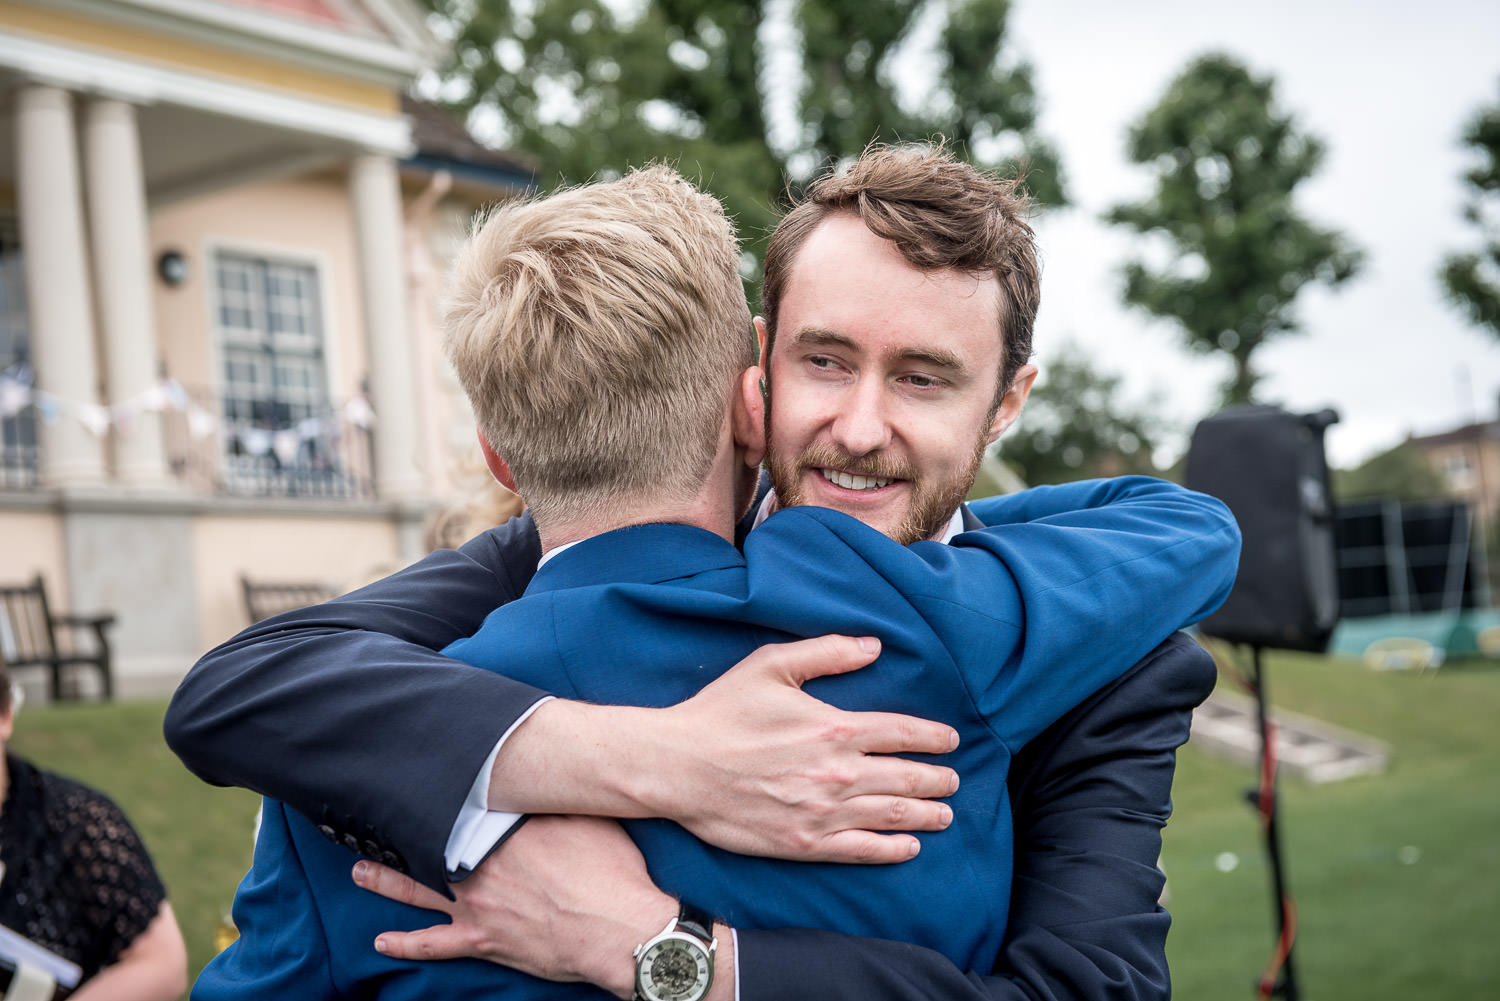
{"left": 633, "top": 916, "right": 716, "bottom": 1001}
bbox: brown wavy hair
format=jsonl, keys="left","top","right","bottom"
{"left": 761, "top": 142, "right": 1039, "bottom": 402}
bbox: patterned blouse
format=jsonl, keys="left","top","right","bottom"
{"left": 0, "top": 754, "right": 166, "bottom": 983}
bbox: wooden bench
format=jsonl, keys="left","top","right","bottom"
{"left": 0, "top": 574, "right": 116, "bottom": 701}
{"left": 240, "top": 575, "right": 341, "bottom": 624}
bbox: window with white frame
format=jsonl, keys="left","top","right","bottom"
{"left": 214, "top": 251, "right": 343, "bottom": 493}
{"left": 216, "top": 252, "right": 327, "bottom": 425}
{"left": 1438, "top": 449, "right": 1475, "bottom": 492}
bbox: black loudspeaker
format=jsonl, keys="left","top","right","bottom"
{"left": 1185, "top": 405, "right": 1342, "bottom": 652}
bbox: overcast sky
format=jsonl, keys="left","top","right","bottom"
{"left": 1000, "top": 0, "right": 1500, "bottom": 467}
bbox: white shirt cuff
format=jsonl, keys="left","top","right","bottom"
{"left": 730, "top": 927, "right": 741, "bottom": 1001}
{"left": 443, "top": 695, "right": 556, "bottom": 874}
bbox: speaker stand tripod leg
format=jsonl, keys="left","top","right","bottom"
{"left": 1250, "top": 644, "right": 1299, "bottom": 1001}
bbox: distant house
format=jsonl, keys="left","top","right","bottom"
{"left": 1406, "top": 414, "right": 1500, "bottom": 525}
{"left": 0, "top": 0, "right": 534, "bottom": 698}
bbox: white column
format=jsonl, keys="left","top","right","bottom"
{"left": 14, "top": 85, "right": 107, "bottom": 489}
{"left": 83, "top": 97, "right": 173, "bottom": 490}
{"left": 349, "top": 152, "right": 424, "bottom": 500}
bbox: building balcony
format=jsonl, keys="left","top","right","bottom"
{"left": 0, "top": 378, "right": 377, "bottom": 502}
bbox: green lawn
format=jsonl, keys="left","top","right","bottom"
{"left": 9, "top": 697, "right": 259, "bottom": 998}
{"left": 1164, "top": 649, "right": 1500, "bottom": 999}
{"left": 9, "top": 649, "right": 1499, "bottom": 998}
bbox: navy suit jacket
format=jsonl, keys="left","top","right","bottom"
{"left": 187, "top": 479, "right": 1233, "bottom": 1000}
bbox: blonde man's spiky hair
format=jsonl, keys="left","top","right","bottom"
{"left": 443, "top": 166, "right": 753, "bottom": 526}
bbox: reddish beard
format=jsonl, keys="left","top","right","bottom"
{"left": 765, "top": 435, "right": 989, "bottom": 545}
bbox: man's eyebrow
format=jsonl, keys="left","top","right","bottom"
{"left": 891, "top": 346, "right": 966, "bottom": 374}
{"left": 787, "top": 327, "right": 857, "bottom": 351}
{"left": 787, "top": 327, "right": 968, "bottom": 374}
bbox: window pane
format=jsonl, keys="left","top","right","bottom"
{"left": 0, "top": 214, "right": 37, "bottom": 484}
{"left": 213, "top": 252, "right": 328, "bottom": 433}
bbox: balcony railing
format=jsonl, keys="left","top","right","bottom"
{"left": 164, "top": 384, "right": 376, "bottom": 500}
{"left": 1, "top": 360, "right": 39, "bottom": 489}
{"left": 0, "top": 403, "right": 38, "bottom": 490}
{"left": 0, "top": 379, "right": 376, "bottom": 501}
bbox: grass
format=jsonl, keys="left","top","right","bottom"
{"left": 1164, "top": 648, "right": 1500, "bottom": 999}
{"left": 9, "top": 697, "right": 259, "bottom": 998}
{"left": 9, "top": 649, "right": 1499, "bottom": 999}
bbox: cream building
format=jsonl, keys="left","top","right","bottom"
{"left": 0, "top": 0, "right": 532, "bottom": 698}
{"left": 1407, "top": 414, "right": 1500, "bottom": 526}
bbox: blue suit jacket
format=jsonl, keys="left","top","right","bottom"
{"left": 194, "top": 478, "right": 1236, "bottom": 999}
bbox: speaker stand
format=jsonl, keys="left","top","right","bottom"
{"left": 1247, "top": 644, "right": 1299, "bottom": 1001}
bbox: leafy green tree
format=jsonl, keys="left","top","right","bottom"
{"left": 984, "top": 342, "right": 1168, "bottom": 488}
{"left": 420, "top": 0, "right": 1064, "bottom": 288}
{"left": 1333, "top": 442, "right": 1452, "bottom": 505}
{"left": 1440, "top": 82, "right": 1500, "bottom": 338}
{"left": 1106, "top": 53, "right": 1362, "bottom": 405}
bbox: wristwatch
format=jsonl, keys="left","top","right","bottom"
{"left": 633, "top": 901, "right": 717, "bottom": 1001}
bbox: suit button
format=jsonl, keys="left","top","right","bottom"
{"left": 381, "top": 850, "right": 406, "bottom": 872}
{"left": 317, "top": 824, "right": 338, "bottom": 843}
{"left": 362, "top": 840, "right": 382, "bottom": 859}
{"left": 343, "top": 833, "right": 361, "bottom": 852}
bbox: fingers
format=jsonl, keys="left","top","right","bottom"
{"left": 838, "top": 792, "right": 954, "bottom": 834}
{"left": 352, "top": 861, "right": 452, "bottom": 914}
{"left": 793, "top": 795, "right": 955, "bottom": 864}
{"left": 356, "top": 864, "right": 477, "bottom": 963}
{"left": 812, "top": 829, "right": 924, "bottom": 865}
{"left": 851, "top": 709, "right": 960, "bottom": 757}
{"left": 747, "top": 634, "right": 881, "bottom": 686}
{"left": 373, "top": 926, "right": 467, "bottom": 962}
{"left": 739, "top": 637, "right": 961, "bottom": 753}
{"left": 845, "top": 754, "right": 959, "bottom": 801}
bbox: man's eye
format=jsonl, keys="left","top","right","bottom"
{"left": 904, "top": 374, "right": 942, "bottom": 389}
{"left": 809, "top": 355, "right": 838, "bottom": 369}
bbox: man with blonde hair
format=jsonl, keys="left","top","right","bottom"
{"left": 442, "top": 167, "right": 757, "bottom": 537}
{"left": 175, "top": 151, "right": 1231, "bottom": 1001}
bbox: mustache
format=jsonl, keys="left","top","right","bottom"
{"left": 793, "top": 442, "right": 916, "bottom": 481}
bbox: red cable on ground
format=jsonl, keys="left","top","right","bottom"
{"left": 1210, "top": 640, "right": 1301, "bottom": 999}
{"left": 1257, "top": 895, "right": 1299, "bottom": 1000}
{"left": 1258, "top": 718, "right": 1278, "bottom": 828}
{"left": 1254, "top": 702, "right": 1297, "bottom": 999}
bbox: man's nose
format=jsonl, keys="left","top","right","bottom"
{"left": 829, "top": 379, "right": 893, "bottom": 457}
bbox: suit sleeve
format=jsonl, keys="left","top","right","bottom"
{"left": 951, "top": 476, "right": 1236, "bottom": 747}
{"left": 163, "top": 514, "right": 545, "bottom": 892}
{"left": 767, "top": 476, "right": 1235, "bottom": 749}
{"left": 737, "top": 634, "right": 1217, "bottom": 1001}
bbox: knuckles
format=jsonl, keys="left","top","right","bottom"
{"left": 893, "top": 717, "right": 922, "bottom": 750}
{"left": 883, "top": 796, "right": 910, "bottom": 828}
{"left": 817, "top": 718, "right": 859, "bottom": 745}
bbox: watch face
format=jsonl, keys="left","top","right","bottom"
{"left": 637, "top": 937, "right": 712, "bottom": 1001}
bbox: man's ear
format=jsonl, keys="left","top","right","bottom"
{"left": 988, "top": 363, "right": 1039, "bottom": 443}
{"left": 734, "top": 366, "right": 767, "bottom": 468}
{"left": 753, "top": 317, "right": 769, "bottom": 366}
{"left": 475, "top": 427, "right": 519, "bottom": 494}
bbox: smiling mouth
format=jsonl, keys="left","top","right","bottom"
{"left": 818, "top": 468, "right": 898, "bottom": 491}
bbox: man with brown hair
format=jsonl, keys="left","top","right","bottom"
{"left": 171, "top": 147, "right": 1228, "bottom": 1001}
{"left": 754, "top": 145, "right": 1042, "bottom": 547}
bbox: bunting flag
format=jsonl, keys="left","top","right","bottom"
{"left": 0, "top": 370, "right": 29, "bottom": 418}
{"left": 0, "top": 367, "right": 376, "bottom": 454}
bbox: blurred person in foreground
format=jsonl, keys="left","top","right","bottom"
{"left": 180, "top": 154, "right": 1237, "bottom": 1001}
{"left": 0, "top": 656, "right": 186, "bottom": 1000}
